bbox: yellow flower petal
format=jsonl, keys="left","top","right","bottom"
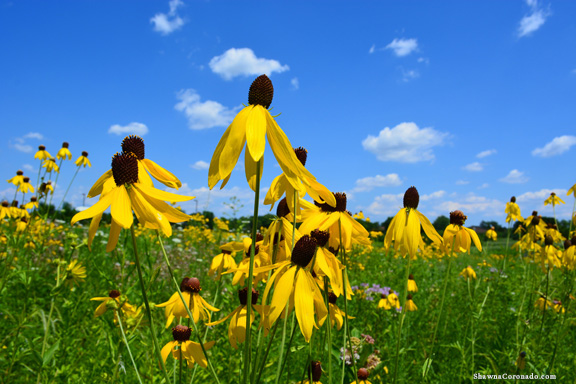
{"left": 294, "top": 269, "right": 315, "bottom": 342}
{"left": 141, "top": 158, "right": 182, "bottom": 189}
{"left": 71, "top": 190, "right": 114, "bottom": 225}
{"left": 268, "top": 265, "right": 297, "bottom": 326}
{"left": 219, "top": 107, "right": 249, "bottom": 180}
{"left": 244, "top": 147, "right": 263, "bottom": 192}
{"left": 245, "top": 105, "right": 267, "bottom": 162}
{"left": 111, "top": 186, "right": 133, "bottom": 229}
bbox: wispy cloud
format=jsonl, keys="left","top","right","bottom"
{"left": 23, "top": 132, "right": 44, "bottom": 140}
{"left": 476, "top": 149, "right": 496, "bottom": 158}
{"left": 500, "top": 169, "right": 529, "bottom": 184}
{"left": 352, "top": 174, "right": 402, "bottom": 192}
{"left": 291, "top": 77, "right": 299, "bottom": 90}
{"left": 151, "top": 0, "right": 185, "bottom": 35}
{"left": 532, "top": 135, "right": 576, "bottom": 157}
{"left": 362, "top": 122, "right": 449, "bottom": 163}
{"left": 10, "top": 132, "right": 44, "bottom": 153}
{"left": 456, "top": 180, "right": 470, "bottom": 185}
{"left": 430, "top": 193, "right": 503, "bottom": 218}
{"left": 463, "top": 162, "right": 483, "bottom": 172}
{"left": 386, "top": 38, "right": 418, "bottom": 57}
{"left": 209, "top": 48, "right": 289, "bottom": 80}
{"left": 518, "top": 0, "right": 550, "bottom": 38}
{"left": 108, "top": 122, "right": 149, "bottom": 136}
{"left": 190, "top": 160, "right": 209, "bottom": 170}
{"left": 401, "top": 68, "right": 420, "bottom": 82}
{"left": 175, "top": 89, "right": 241, "bottom": 130}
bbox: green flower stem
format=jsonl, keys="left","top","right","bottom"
{"left": 323, "top": 276, "right": 333, "bottom": 384}
{"left": 47, "top": 158, "right": 63, "bottom": 216}
{"left": 338, "top": 219, "right": 358, "bottom": 384}
{"left": 539, "top": 263, "right": 551, "bottom": 335}
{"left": 243, "top": 160, "right": 261, "bottom": 384}
{"left": 392, "top": 255, "right": 412, "bottom": 384}
{"left": 424, "top": 254, "right": 454, "bottom": 380}
{"left": 35, "top": 159, "right": 42, "bottom": 198}
{"left": 547, "top": 270, "right": 573, "bottom": 371}
{"left": 276, "top": 314, "right": 297, "bottom": 382}
{"left": 58, "top": 166, "right": 80, "bottom": 211}
{"left": 155, "top": 232, "right": 221, "bottom": 384}
{"left": 116, "top": 309, "right": 144, "bottom": 384}
{"left": 130, "top": 226, "right": 172, "bottom": 384}
{"left": 254, "top": 321, "right": 280, "bottom": 384}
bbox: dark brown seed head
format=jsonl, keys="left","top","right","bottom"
{"left": 407, "top": 294, "right": 413, "bottom": 300}
{"left": 82, "top": 151, "right": 88, "bottom": 157}
{"left": 180, "top": 277, "right": 190, "bottom": 292}
{"left": 310, "top": 229, "right": 330, "bottom": 248}
{"left": 449, "top": 210, "right": 467, "bottom": 226}
{"left": 245, "top": 245, "right": 260, "bottom": 258}
{"left": 11, "top": 200, "right": 18, "bottom": 208}
{"left": 111, "top": 152, "right": 139, "bottom": 186}
{"left": 403, "top": 186, "right": 419, "bottom": 209}
{"left": 381, "top": 293, "right": 387, "bottom": 299}
{"left": 183, "top": 277, "right": 201, "bottom": 293}
{"left": 531, "top": 211, "right": 538, "bottom": 217}
{"left": 47, "top": 181, "right": 52, "bottom": 185}
{"left": 248, "top": 75, "right": 274, "bottom": 108}
{"left": 571, "top": 236, "right": 576, "bottom": 245}
{"left": 315, "top": 192, "right": 347, "bottom": 212}
{"left": 23, "top": 177, "right": 30, "bottom": 183}
{"left": 255, "top": 233, "right": 264, "bottom": 243}
{"left": 520, "top": 351, "right": 526, "bottom": 358}
{"left": 1, "top": 201, "right": 8, "bottom": 208}
{"left": 532, "top": 216, "right": 541, "bottom": 225}
{"left": 238, "top": 287, "right": 259, "bottom": 306}
{"left": 546, "top": 223, "right": 557, "bottom": 230}
{"left": 62, "top": 142, "right": 69, "bottom": 148}
{"left": 357, "top": 368, "right": 369, "bottom": 380}
{"left": 544, "top": 235, "right": 554, "bottom": 246}
{"left": 328, "top": 292, "right": 337, "bottom": 304}
{"left": 292, "top": 235, "right": 317, "bottom": 268}
{"left": 108, "top": 290, "right": 121, "bottom": 298}
{"left": 16, "top": 170, "right": 23, "bottom": 176}
{"left": 172, "top": 324, "right": 192, "bottom": 342}
{"left": 293, "top": 147, "right": 308, "bottom": 166}
{"left": 311, "top": 361, "right": 322, "bottom": 381}
{"left": 38, "top": 145, "right": 45, "bottom": 151}
{"left": 564, "top": 240, "right": 572, "bottom": 250}
{"left": 121, "top": 135, "right": 145, "bottom": 160}
{"left": 31, "top": 196, "right": 37, "bottom": 202}
{"left": 276, "top": 197, "right": 290, "bottom": 218}
{"left": 20, "top": 217, "right": 27, "bottom": 223}
{"left": 510, "top": 196, "right": 516, "bottom": 203}
{"left": 328, "top": 246, "right": 339, "bottom": 256}
{"left": 409, "top": 274, "right": 414, "bottom": 280}
{"left": 222, "top": 249, "right": 232, "bottom": 255}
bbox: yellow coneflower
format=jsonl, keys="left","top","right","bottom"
{"left": 34, "top": 145, "right": 52, "bottom": 161}
{"left": 206, "top": 288, "right": 267, "bottom": 349}
{"left": 405, "top": 294, "right": 418, "bottom": 311}
{"left": 407, "top": 274, "right": 418, "bottom": 292}
{"left": 263, "top": 146, "right": 335, "bottom": 214}
{"left": 156, "top": 277, "right": 219, "bottom": 328}
{"left": 384, "top": 187, "right": 443, "bottom": 259}
{"left": 535, "top": 295, "right": 552, "bottom": 311}
{"left": 75, "top": 151, "right": 91, "bottom": 168}
{"left": 378, "top": 294, "right": 392, "bottom": 310}
{"left": 64, "top": 259, "right": 87, "bottom": 287}
{"left": 387, "top": 292, "right": 401, "bottom": 309}
{"left": 42, "top": 158, "right": 59, "bottom": 173}
{"left": 90, "top": 290, "right": 136, "bottom": 317}
{"left": 39, "top": 181, "right": 53, "bottom": 197}
{"left": 6, "top": 170, "right": 24, "bottom": 186}
{"left": 56, "top": 142, "right": 72, "bottom": 160}
{"left": 208, "top": 242, "right": 241, "bottom": 279}
{"left": 161, "top": 325, "right": 215, "bottom": 368}
{"left": 0, "top": 201, "right": 10, "bottom": 220}
{"left": 9, "top": 201, "right": 21, "bottom": 218}
{"left": 552, "top": 300, "right": 565, "bottom": 314}
{"left": 309, "top": 229, "right": 351, "bottom": 299}
{"left": 486, "top": 226, "right": 497, "bottom": 241}
{"left": 227, "top": 236, "right": 270, "bottom": 286}
{"left": 459, "top": 266, "right": 477, "bottom": 280}
{"left": 17, "top": 177, "right": 34, "bottom": 194}
{"left": 23, "top": 196, "right": 38, "bottom": 210}
{"left": 350, "top": 368, "right": 372, "bottom": 384}
{"left": 443, "top": 210, "right": 482, "bottom": 254}
{"left": 16, "top": 217, "right": 28, "bottom": 232}
{"left": 71, "top": 152, "right": 193, "bottom": 252}
{"left": 261, "top": 235, "right": 328, "bottom": 342}
{"left": 544, "top": 192, "right": 565, "bottom": 207}
{"left": 208, "top": 75, "right": 317, "bottom": 193}
{"left": 327, "top": 292, "right": 353, "bottom": 330}
{"left": 505, "top": 196, "right": 523, "bottom": 223}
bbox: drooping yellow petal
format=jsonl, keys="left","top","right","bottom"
{"left": 110, "top": 186, "right": 133, "bottom": 229}
{"left": 415, "top": 210, "right": 443, "bottom": 245}
{"left": 71, "top": 190, "right": 114, "bottom": 225}
{"left": 465, "top": 227, "right": 483, "bottom": 252}
{"left": 404, "top": 210, "right": 420, "bottom": 258}
{"left": 245, "top": 105, "right": 267, "bottom": 162}
{"left": 144, "top": 197, "right": 191, "bottom": 223}
{"left": 141, "top": 158, "right": 182, "bottom": 189}
{"left": 106, "top": 219, "right": 123, "bottom": 252}
{"left": 209, "top": 122, "right": 233, "bottom": 189}
{"left": 384, "top": 210, "right": 401, "bottom": 250}
{"left": 268, "top": 265, "right": 297, "bottom": 326}
{"left": 161, "top": 341, "right": 177, "bottom": 363}
{"left": 87, "top": 213, "right": 103, "bottom": 249}
{"left": 219, "top": 107, "right": 249, "bottom": 180}
{"left": 87, "top": 170, "right": 113, "bottom": 198}
{"left": 135, "top": 183, "right": 194, "bottom": 203}
{"left": 130, "top": 187, "right": 172, "bottom": 237}
{"left": 294, "top": 269, "right": 316, "bottom": 342}
{"left": 244, "top": 147, "right": 263, "bottom": 192}
{"left": 263, "top": 174, "right": 288, "bottom": 208}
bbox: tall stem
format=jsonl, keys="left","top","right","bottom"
{"left": 116, "top": 309, "right": 144, "bottom": 384}
{"left": 47, "top": 159, "right": 63, "bottom": 214}
{"left": 243, "top": 160, "right": 261, "bottom": 384}
{"left": 130, "top": 226, "right": 171, "bottom": 384}
{"left": 392, "top": 255, "right": 412, "bottom": 384}
{"left": 58, "top": 166, "right": 80, "bottom": 211}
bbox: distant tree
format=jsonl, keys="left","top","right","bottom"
{"left": 433, "top": 215, "right": 450, "bottom": 233}
{"left": 381, "top": 216, "right": 394, "bottom": 233}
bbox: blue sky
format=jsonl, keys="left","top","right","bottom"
{"left": 1, "top": 0, "right": 575, "bottom": 226}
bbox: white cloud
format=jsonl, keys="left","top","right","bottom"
{"left": 463, "top": 162, "right": 483, "bottom": 172}
{"left": 476, "top": 149, "right": 497, "bottom": 158}
{"left": 362, "top": 122, "right": 448, "bottom": 163}
{"left": 369, "top": 44, "right": 376, "bottom": 54}
{"left": 478, "top": 183, "right": 490, "bottom": 189}
{"left": 108, "top": 122, "right": 149, "bottom": 136}
{"left": 173, "top": 183, "right": 254, "bottom": 216}
{"left": 386, "top": 38, "right": 418, "bottom": 57}
{"left": 401, "top": 68, "right": 420, "bottom": 82}
{"left": 151, "top": 0, "right": 185, "bottom": 35}
{"left": 191, "top": 160, "right": 209, "bottom": 170}
{"left": 500, "top": 169, "right": 529, "bottom": 184}
{"left": 420, "top": 190, "right": 446, "bottom": 201}
{"left": 417, "top": 57, "right": 430, "bottom": 64}
{"left": 291, "top": 77, "right": 299, "bottom": 90}
{"left": 432, "top": 193, "right": 503, "bottom": 217}
{"left": 352, "top": 174, "right": 402, "bottom": 192}
{"left": 175, "top": 89, "right": 241, "bottom": 130}
{"left": 532, "top": 135, "right": 576, "bottom": 157}
{"left": 23, "top": 132, "right": 43, "bottom": 140}
{"left": 22, "top": 164, "right": 34, "bottom": 171}
{"left": 13, "top": 143, "right": 33, "bottom": 153}
{"left": 209, "top": 48, "right": 289, "bottom": 80}
{"left": 456, "top": 180, "right": 469, "bottom": 185}
{"left": 366, "top": 193, "right": 404, "bottom": 216}
{"left": 518, "top": 0, "right": 550, "bottom": 38}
